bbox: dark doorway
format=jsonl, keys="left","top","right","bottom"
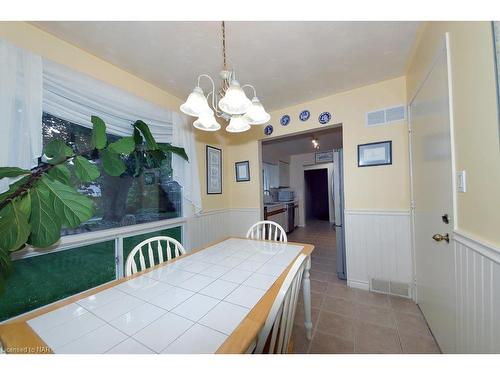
{"left": 304, "top": 168, "right": 329, "bottom": 221}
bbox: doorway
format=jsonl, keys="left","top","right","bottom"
{"left": 304, "top": 168, "right": 329, "bottom": 221}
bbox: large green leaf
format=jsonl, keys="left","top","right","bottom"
{"left": 133, "top": 120, "right": 158, "bottom": 150}
{"left": 133, "top": 128, "right": 143, "bottom": 146}
{"left": 48, "top": 164, "right": 71, "bottom": 185}
{"left": 158, "top": 144, "right": 189, "bottom": 161}
{"left": 29, "top": 180, "right": 61, "bottom": 248}
{"left": 101, "top": 149, "right": 126, "bottom": 176}
{"left": 0, "top": 248, "right": 13, "bottom": 294}
{"left": 0, "top": 167, "right": 30, "bottom": 179}
{"left": 74, "top": 156, "right": 100, "bottom": 182}
{"left": 44, "top": 139, "right": 73, "bottom": 165}
{"left": 91, "top": 116, "right": 107, "bottom": 150}
{"left": 41, "top": 176, "right": 95, "bottom": 228}
{"left": 109, "top": 137, "right": 135, "bottom": 154}
{"left": 0, "top": 195, "right": 31, "bottom": 252}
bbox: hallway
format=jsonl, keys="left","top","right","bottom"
{"left": 289, "top": 220, "right": 441, "bottom": 353}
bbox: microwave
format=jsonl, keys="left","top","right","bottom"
{"left": 278, "top": 190, "right": 295, "bottom": 202}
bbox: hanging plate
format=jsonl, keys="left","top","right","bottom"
{"left": 264, "top": 124, "right": 274, "bottom": 136}
{"left": 318, "top": 112, "right": 331, "bottom": 125}
{"left": 299, "top": 110, "right": 310, "bottom": 121}
{"left": 280, "top": 115, "right": 291, "bottom": 126}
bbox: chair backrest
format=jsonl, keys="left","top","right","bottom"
{"left": 125, "top": 236, "right": 186, "bottom": 277}
{"left": 254, "top": 254, "right": 307, "bottom": 354}
{"left": 246, "top": 220, "right": 287, "bottom": 242}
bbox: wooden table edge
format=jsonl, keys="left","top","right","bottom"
{"left": 0, "top": 237, "right": 314, "bottom": 354}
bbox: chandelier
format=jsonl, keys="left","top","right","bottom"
{"left": 180, "top": 21, "right": 270, "bottom": 133}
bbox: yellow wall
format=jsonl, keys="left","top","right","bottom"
{"left": 407, "top": 21, "right": 500, "bottom": 246}
{"left": 0, "top": 21, "right": 230, "bottom": 212}
{"left": 226, "top": 76, "right": 410, "bottom": 211}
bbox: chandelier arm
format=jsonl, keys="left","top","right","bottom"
{"left": 206, "top": 91, "right": 224, "bottom": 117}
{"left": 197, "top": 74, "right": 217, "bottom": 112}
{"left": 241, "top": 84, "right": 257, "bottom": 98}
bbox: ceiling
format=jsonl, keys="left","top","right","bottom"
{"left": 32, "top": 21, "right": 420, "bottom": 111}
{"left": 262, "top": 126, "right": 342, "bottom": 162}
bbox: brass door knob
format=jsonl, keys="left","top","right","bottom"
{"left": 432, "top": 233, "right": 449, "bottom": 243}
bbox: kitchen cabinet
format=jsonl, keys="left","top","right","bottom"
{"left": 264, "top": 203, "right": 287, "bottom": 230}
{"left": 278, "top": 160, "right": 289, "bottom": 187}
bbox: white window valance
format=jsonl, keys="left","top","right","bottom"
{"left": 0, "top": 39, "right": 43, "bottom": 193}
{"left": 42, "top": 59, "right": 173, "bottom": 143}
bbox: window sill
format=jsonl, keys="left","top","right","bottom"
{"left": 11, "top": 216, "right": 187, "bottom": 261}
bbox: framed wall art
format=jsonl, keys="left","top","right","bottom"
{"left": 357, "top": 141, "right": 392, "bottom": 167}
{"left": 235, "top": 161, "right": 250, "bottom": 182}
{"left": 206, "top": 145, "right": 222, "bottom": 194}
{"left": 315, "top": 151, "right": 334, "bottom": 164}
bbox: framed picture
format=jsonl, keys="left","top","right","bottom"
{"left": 206, "top": 145, "right": 222, "bottom": 194}
{"left": 315, "top": 151, "right": 334, "bottom": 164}
{"left": 235, "top": 161, "right": 250, "bottom": 182}
{"left": 358, "top": 141, "right": 392, "bottom": 167}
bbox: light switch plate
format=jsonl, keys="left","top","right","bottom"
{"left": 457, "top": 170, "right": 466, "bottom": 193}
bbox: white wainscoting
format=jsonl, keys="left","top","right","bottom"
{"left": 186, "top": 208, "right": 261, "bottom": 251}
{"left": 344, "top": 209, "right": 412, "bottom": 292}
{"left": 453, "top": 230, "right": 500, "bottom": 353}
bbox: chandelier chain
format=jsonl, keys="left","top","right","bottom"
{"left": 222, "top": 21, "right": 227, "bottom": 70}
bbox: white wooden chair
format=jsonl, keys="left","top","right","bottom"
{"left": 246, "top": 220, "right": 287, "bottom": 242}
{"left": 125, "top": 236, "right": 186, "bottom": 277}
{"left": 254, "top": 254, "right": 307, "bottom": 354}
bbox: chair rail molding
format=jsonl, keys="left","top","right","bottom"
{"left": 344, "top": 209, "right": 412, "bottom": 292}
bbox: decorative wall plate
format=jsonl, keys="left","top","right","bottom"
{"left": 318, "top": 112, "right": 331, "bottom": 125}
{"left": 299, "top": 110, "right": 310, "bottom": 121}
{"left": 264, "top": 124, "right": 274, "bottom": 136}
{"left": 280, "top": 115, "right": 291, "bottom": 126}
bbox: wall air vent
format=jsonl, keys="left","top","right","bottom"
{"left": 366, "top": 105, "right": 406, "bottom": 128}
{"left": 370, "top": 278, "right": 410, "bottom": 298}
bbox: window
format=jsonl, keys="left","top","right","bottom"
{"left": 42, "top": 112, "right": 182, "bottom": 236}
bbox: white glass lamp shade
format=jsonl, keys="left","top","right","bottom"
{"left": 244, "top": 97, "right": 271, "bottom": 125}
{"left": 226, "top": 115, "right": 251, "bottom": 133}
{"left": 180, "top": 86, "right": 211, "bottom": 117}
{"left": 218, "top": 80, "right": 252, "bottom": 115}
{"left": 193, "top": 113, "right": 221, "bottom": 132}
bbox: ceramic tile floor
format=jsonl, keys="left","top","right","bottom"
{"left": 288, "top": 220, "right": 442, "bottom": 354}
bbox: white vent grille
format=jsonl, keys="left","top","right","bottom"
{"left": 366, "top": 109, "right": 385, "bottom": 127}
{"left": 366, "top": 105, "right": 406, "bottom": 127}
{"left": 370, "top": 278, "right": 410, "bottom": 298}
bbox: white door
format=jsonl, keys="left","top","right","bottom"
{"left": 409, "top": 36, "right": 456, "bottom": 353}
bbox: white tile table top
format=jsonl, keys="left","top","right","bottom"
{"left": 26, "top": 238, "right": 304, "bottom": 354}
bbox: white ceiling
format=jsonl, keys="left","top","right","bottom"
{"left": 262, "top": 126, "right": 343, "bottom": 162}
{"left": 32, "top": 21, "right": 420, "bottom": 111}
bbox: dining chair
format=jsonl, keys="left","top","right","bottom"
{"left": 254, "top": 253, "right": 307, "bottom": 354}
{"left": 125, "top": 236, "right": 186, "bottom": 277}
{"left": 246, "top": 220, "right": 288, "bottom": 242}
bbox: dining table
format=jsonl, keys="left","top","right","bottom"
{"left": 0, "top": 237, "right": 314, "bottom": 354}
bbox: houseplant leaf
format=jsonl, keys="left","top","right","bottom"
{"left": 133, "top": 120, "right": 158, "bottom": 150}
{"left": 101, "top": 149, "right": 126, "bottom": 176}
{"left": 44, "top": 139, "right": 73, "bottom": 165}
{"left": 0, "top": 167, "right": 30, "bottom": 179}
{"left": 47, "top": 164, "right": 71, "bottom": 185}
{"left": 133, "top": 128, "right": 143, "bottom": 146}
{"left": 29, "top": 180, "right": 61, "bottom": 248}
{"left": 158, "top": 144, "right": 189, "bottom": 161}
{"left": 0, "top": 195, "right": 31, "bottom": 252}
{"left": 74, "top": 156, "right": 100, "bottom": 182}
{"left": 108, "top": 137, "right": 135, "bottom": 154}
{"left": 91, "top": 116, "right": 107, "bottom": 150}
{"left": 41, "top": 176, "right": 95, "bottom": 228}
